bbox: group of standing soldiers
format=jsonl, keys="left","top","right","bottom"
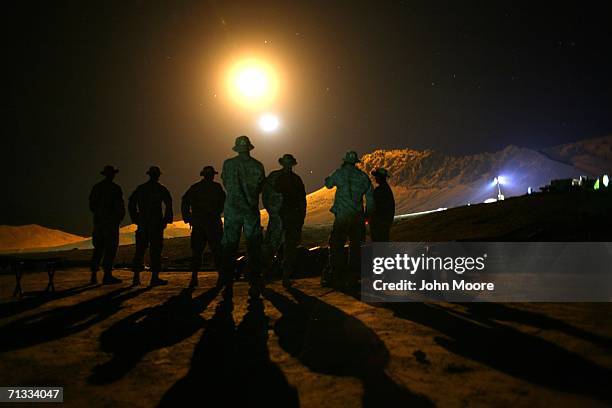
{"left": 88, "top": 135, "right": 395, "bottom": 295}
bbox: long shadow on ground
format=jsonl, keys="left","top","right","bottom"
{"left": 0, "top": 286, "right": 150, "bottom": 352}
{"left": 462, "top": 303, "right": 612, "bottom": 349}
{"left": 0, "top": 283, "right": 101, "bottom": 319}
{"left": 160, "top": 295, "right": 298, "bottom": 407}
{"left": 264, "top": 287, "right": 433, "bottom": 408}
{"left": 384, "top": 301, "right": 612, "bottom": 403}
{"left": 88, "top": 286, "right": 220, "bottom": 384}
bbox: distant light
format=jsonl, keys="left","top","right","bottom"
{"left": 258, "top": 113, "right": 280, "bottom": 132}
{"left": 603, "top": 174, "right": 609, "bottom": 188}
{"left": 484, "top": 198, "right": 497, "bottom": 204}
{"left": 393, "top": 207, "right": 447, "bottom": 220}
{"left": 527, "top": 187, "right": 532, "bottom": 195}
{"left": 594, "top": 178, "right": 600, "bottom": 190}
{"left": 493, "top": 175, "right": 506, "bottom": 200}
{"left": 494, "top": 175, "right": 507, "bottom": 185}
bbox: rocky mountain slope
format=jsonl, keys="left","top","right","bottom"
{"left": 3, "top": 136, "right": 610, "bottom": 252}
{"left": 541, "top": 135, "right": 612, "bottom": 176}
{"left": 306, "top": 139, "right": 609, "bottom": 224}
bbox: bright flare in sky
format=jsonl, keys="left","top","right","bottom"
{"left": 227, "top": 58, "right": 278, "bottom": 108}
{"left": 236, "top": 68, "right": 267, "bottom": 98}
{"left": 259, "top": 113, "right": 280, "bottom": 132}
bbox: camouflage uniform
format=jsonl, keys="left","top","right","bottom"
{"left": 89, "top": 168, "right": 125, "bottom": 278}
{"left": 370, "top": 168, "right": 395, "bottom": 242}
{"left": 181, "top": 171, "right": 226, "bottom": 275}
{"left": 325, "top": 151, "right": 375, "bottom": 287}
{"left": 129, "top": 169, "right": 173, "bottom": 278}
{"left": 220, "top": 136, "right": 265, "bottom": 288}
{"left": 262, "top": 169, "right": 283, "bottom": 269}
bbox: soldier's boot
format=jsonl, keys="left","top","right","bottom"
{"left": 149, "top": 271, "right": 168, "bottom": 287}
{"left": 90, "top": 270, "right": 98, "bottom": 285}
{"left": 261, "top": 251, "right": 275, "bottom": 285}
{"left": 332, "top": 266, "right": 348, "bottom": 290}
{"left": 215, "top": 272, "right": 224, "bottom": 288}
{"left": 189, "top": 272, "right": 199, "bottom": 288}
{"left": 282, "top": 269, "right": 292, "bottom": 288}
{"left": 222, "top": 283, "right": 234, "bottom": 300}
{"left": 321, "top": 265, "right": 332, "bottom": 287}
{"left": 248, "top": 277, "right": 263, "bottom": 299}
{"left": 102, "top": 271, "right": 122, "bottom": 285}
{"left": 132, "top": 271, "right": 141, "bottom": 286}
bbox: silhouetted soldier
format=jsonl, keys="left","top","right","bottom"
{"left": 263, "top": 154, "right": 307, "bottom": 287}
{"left": 89, "top": 165, "right": 125, "bottom": 284}
{"left": 182, "top": 166, "right": 226, "bottom": 288}
{"left": 129, "top": 166, "right": 173, "bottom": 286}
{"left": 369, "top": 168, "right": 395, "bottom": 242}
{"left": 220, "top": 135, "right": 265, "bottom": 298}
{"left": 262, "top": 165, "right": 283, "bottom": 279}
{"left": 324, "top": 151, "right": 375, "bottom": 288}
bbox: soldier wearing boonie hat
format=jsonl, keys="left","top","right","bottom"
{"left": 182, "top": 165, "right": 226, "bottom": 288}
{"left": 128, "top": 165, "right": 173, "bottom": 287}
{"left": 323, "top": 151, "right": 375, "bottom": 289}
{"left": 220, "top": 135, "right": 266, "bottom": 298}
{"left": 89, "top": 165, "right": 125, "bottom": 285}
{"left": 262, "top": 153, "right": 306, "bottom": 287}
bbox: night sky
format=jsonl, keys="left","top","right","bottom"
{"left": 5, "top": 1, "right": 612, "bottom": 235}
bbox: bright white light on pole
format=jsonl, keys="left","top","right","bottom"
{"left": 258, "top": 113, "right": 280, "bottom": 132}
{"left": 493, "top": 175, "right": 506, "bottom": 200}
{"left": 494, "top": 175, "right": 507, "bottom": 185}
{"left": 603, "top": 174, "right": 610, "bottom": 188}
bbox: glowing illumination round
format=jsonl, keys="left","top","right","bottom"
{"left": 603, "top": 174, "right": 609, "bottom": 187}
{"left": 227, "top": 58, "right": 278, "bottom": 108}
{"left": 236, "top": 68, "right": 268, "bottom": 98}
{"left": 259, "top": 114, "right": 280, "bottom": 132}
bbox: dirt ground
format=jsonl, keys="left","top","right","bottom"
{"left": 1, "top": 269, "right": 611, "bottom": 407}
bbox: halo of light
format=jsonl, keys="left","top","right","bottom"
{"left": 236, "top": 68, "right": 267, "bottom": 98}
{"left": 496, "top": 175, "right": 507, "bottom": 185}
{"left": 227, "top": 58, "right": 278, "bottom": 108}
{"left": 258, "top": 113, "right": 280, "bottom": 132}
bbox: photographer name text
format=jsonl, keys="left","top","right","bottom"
{"left": 372, "top": 279, "right": 495, "bottom": 292}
